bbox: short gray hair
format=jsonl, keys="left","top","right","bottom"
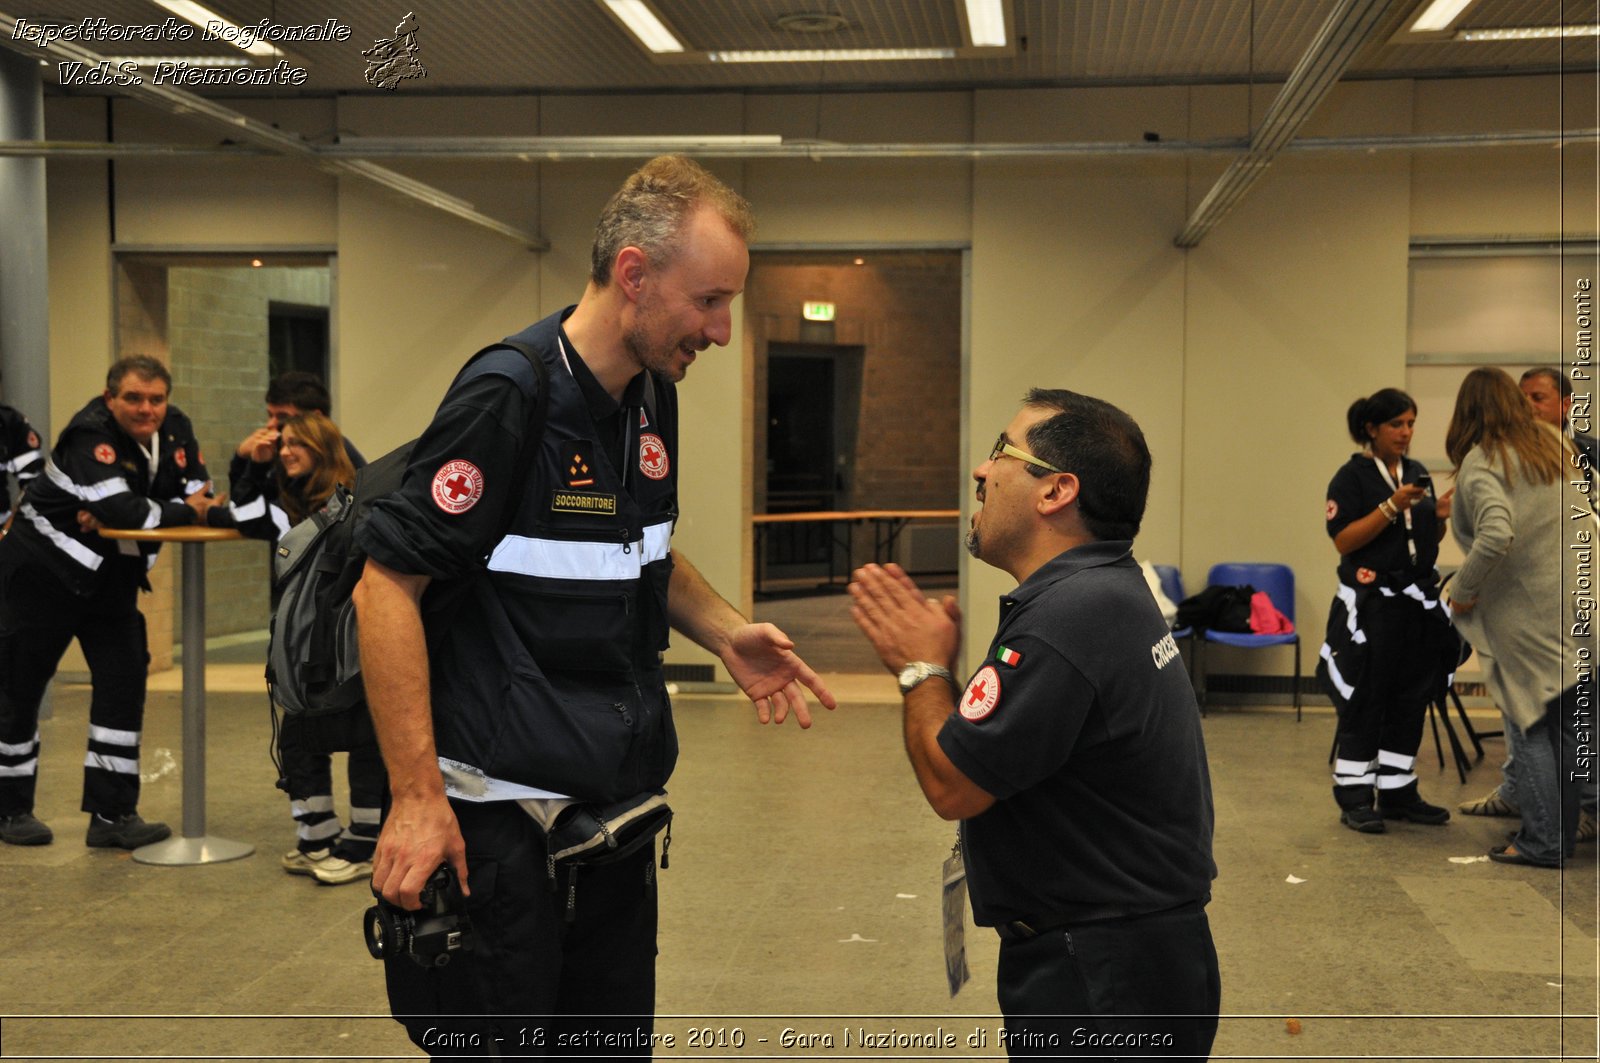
{"left": 590, "top": 155, "right": 755, "bottom": 285}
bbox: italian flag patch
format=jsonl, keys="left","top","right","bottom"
{"left": 996, "top": 646, "right": 1022, "bottom": 667}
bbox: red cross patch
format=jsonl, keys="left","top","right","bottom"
{"left": 1356, "top": 567, "right": 1377, "bottom": 585}
{"left": 959, "top": 664, "right": 1002, "bottom": 722}
{"left": 639, "top": 433, "right": 669, "bottom": 480}
{"left": 1325, "top": 499, "right": 1338, "bottom": 521}
{"left": 431, "top": 459, "right": 485, "bottom": 514}
{"left": 26, "top": 430, "right": 38, "bottom": 449}
{"left": 93, "top": 443, "right": 116, "bottom": 465}
{"left": 174, "top": 447, "right": 187, "bottom": 469}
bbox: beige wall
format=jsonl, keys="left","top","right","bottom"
{"left": 39, "top": 72, "right": 1598, "bottom": 683}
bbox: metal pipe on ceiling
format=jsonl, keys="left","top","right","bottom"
{"left": 1173, "top": 0, "right": 1399, "bottom": 249}
{"left": 2, "top": 128, "right": 1592, "bottom": 160}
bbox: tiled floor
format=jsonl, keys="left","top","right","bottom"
{"left": 1, "top": 610, "right": 1595, "bottom": 1061}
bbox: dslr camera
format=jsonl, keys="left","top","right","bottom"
{"left": 363, "top": 863, "right": 475, "bottom": 968}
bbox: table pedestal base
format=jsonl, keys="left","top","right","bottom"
{"left": 132, "top": 835, "right": 254, "bottom": 866}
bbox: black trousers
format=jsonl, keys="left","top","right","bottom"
{"left": 279, "top": 712, "right": 386, "bottom": 857}
{"left": 384, "top": 799, "right": 659, "bottom": 1060}
{"left": 995, "top": 903, "right": 1220, "bottom": 1061}
{"left": 0, "top": 554, "right": 149, "bottom": 818}
{"left": 1335, "top": 594, "right": 1432, "bottom": 768}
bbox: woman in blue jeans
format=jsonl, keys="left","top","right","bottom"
{"left": 1445, "top": 368, "right": 1589, "bottom": 867}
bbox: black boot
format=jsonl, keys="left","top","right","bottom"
{"left": 1378, "top": 780, "right": 1451, "bottom": 825}
{"left": 1334, "top": 784, "right": 1385, "bottom": 834}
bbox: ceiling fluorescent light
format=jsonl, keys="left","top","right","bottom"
{"left": 1409, "top": 0, "right": 1476, "bottom": 33}
{"left": 603, "top": 0, "right": 684, "bottom": 53}
{"left": 149, "top": 0, "right": 280, "bottom": 57}
{"left": 964, "top": 0, "right": 1007, "bottom": 47}
{"left": 1456, "top": 23, "right": 1600, "bottom": 40}
{"left": 102, "top": 54, "right": 251, "bottom": 67}
{"left": 710, "top": 48, "right": 956, "bottom": 63}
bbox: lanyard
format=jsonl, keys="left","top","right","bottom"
{"left": 1372, "top": 455, "right": 1417, "bottom": 562}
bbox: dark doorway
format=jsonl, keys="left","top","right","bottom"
{"left": 764, "top": 343, "right": 864, "bottom": 573}
{"left": 269, "top": 302, "right": 331, "bottom": 381}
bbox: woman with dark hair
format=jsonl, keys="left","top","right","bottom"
{"left": 1445, "top": 367, "right": 1590, "bottom": 866}
{"left": 1318, "top": 388, "right": 1454, "bottom": 833}
{"left": 232, "top": 411, "right": 385, "bottom": 885}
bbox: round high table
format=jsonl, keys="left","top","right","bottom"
{"left": 98, "top": 525, "right": 255, "bottom": 866}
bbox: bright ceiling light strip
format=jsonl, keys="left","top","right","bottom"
{"left": 603, "top": 0, "right": 684, "bottom": 53}
{"left": 964, "top": 0, "right": 1007, "bottom": 47}
{"left": 1456, "top": 23, "right": 1600, "bottom": 39}
{"left": 710, "top": 48, "right": 956, "bottom": 63}
{"left": 1410, "top": 0, "right": 1476, "bottom": 33}
{"left": 102, "top": 54, "right": 252, "bottom": 67}
{"left": 149, "top": 0, "right": 280, "bottom": 57}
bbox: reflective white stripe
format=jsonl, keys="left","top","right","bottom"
{"left": 1319, "top": 644, "right": 1355, "bottom": 699}
{"left": 439, "top": 757, "right": 569, "bottom": 802}
{"left": 1377, "top": 749, "right": 1416, "bottom": 771}
{"left": 1332, "top": 757, "right": 1377, "bottom": 786}
{"left": 292, "top": 795, "right": 335, "bottom": 815}
{"left": 1335, "top": 583, "right": 1360, "bottom": 637}
{"left": 298, "top": 819, "right": 342, "bottom": 843}
{"left": 47, "top": 459, "right": 130, "bottom": 502}
{"left": 140, "top": 500, "right": 161, "bottom": 529}
{"left": 4, "top": 448, "right": 40, "bottom": 472}
{"left": 0, "top": 509, "right": 9, "bottom": 525}
{"left": 487, "top": 520, "right": 673, "bottom": 581}
{"left": 89, "top": 725, "right": 140, "bottom": 747}
{"left": 0, "top": 732, "right": 39, "bottom": 756}
{"left": 1375, "top": 771, "right": 1417, "bottom": 789}
{"left": 349, "top": 806, "right": 381, "bottom": 826}
{"left": 231, "top": 496, "right": 267, "bottom": 522}
{"left": 184, "top": 479, "right": 207, "bottom": 496}
{"left": 22, "top": 503, "right": 103, "bottom": 572}
{"left": 270, "top": 506, "right": 291, "bottom": 540}
{"left": 0, "top": 759, "right": 38, "bottom": 777}
{"left": 84, "top": 752, "right": 139, "bottom": 775}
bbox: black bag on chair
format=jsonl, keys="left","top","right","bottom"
{"left": 1175, "top": 585, "right": 1255, "bottom": 633}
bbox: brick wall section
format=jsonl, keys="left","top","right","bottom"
{"left": 160, "top": 265, "right": 329, "bottom": 644}
{"left": 113, "top": 262, "right": 176, "bottom": 670}
{"left": 746, "top": 253, "right": 963, "bottom": 514}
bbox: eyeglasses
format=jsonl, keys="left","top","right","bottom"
{"left": 279, "top": 439, "right": 308, "bottom": 451}
{"left": 988, "top": 433, "right": 1062, "bottom": 473}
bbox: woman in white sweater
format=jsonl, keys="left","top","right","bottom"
{"left": 1445, "top": 368, "right": 1590, "bottom": 867}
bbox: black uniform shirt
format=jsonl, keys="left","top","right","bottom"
{"left": 937, "top": 541, "right": 1216, "bottom": 926}
{"left": 1324, "top": 453, "right": 1438, "bottom": 588}
{"left": 0, "top": 403, "right": 43, "bottom": 521}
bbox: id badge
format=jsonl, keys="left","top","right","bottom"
{"left": 941, "top": 835, "right": 971, "bottom": 997}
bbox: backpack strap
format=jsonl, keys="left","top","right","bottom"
{"left": 465, "top": 340, "right": 551, "bottom": 492}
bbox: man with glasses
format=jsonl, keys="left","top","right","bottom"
{"left": 851, "top": 389, "right": 1219, "bottom": 1060}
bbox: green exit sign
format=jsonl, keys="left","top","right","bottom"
{"left": 802, "top": 301, "right": 836, "bottom": 322}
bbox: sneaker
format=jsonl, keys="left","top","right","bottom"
{"left": 1459, "top": 786, "right": 1520, "bottom": 817}
{"left": 1579, "top": 809, "right": 1598, "bottom": 845}
{"left": 307, "top": 858, "right": 369, "bottom": 890}
{"left": 0, "top": 812, "right": 53, "bottom": 846}
{"left": 1378, "top": 780, "right": 1451, "bottom": 825}
{"left": 1340, "top": 807, "right": 1386, "bottom": 833}
{"left": 86, "top": 813, "right": 171, "bottom": 850}
{"left": 281, "top": 847, "right": 333, "bottom": 876}
{"left": 312, "top": 855, "right": 372, "bottom": 886}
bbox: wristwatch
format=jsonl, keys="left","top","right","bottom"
{"left": 897, "top": 661, "right": 954, "bottom": 695}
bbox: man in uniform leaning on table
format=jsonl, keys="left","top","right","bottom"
{"left": 0, "top": 355, "right": 230, "bottom": 850}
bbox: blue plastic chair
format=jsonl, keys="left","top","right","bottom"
{"left": 1154, "top": 564, "right": 1197, "bottom": 691}
{"left": 1196, "top": 562, "right": 1301, "bottom": 721}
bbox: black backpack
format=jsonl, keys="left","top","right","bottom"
{"left": 265, "top": 341, "right": 549, "bottom": 752}
{"left": 1175, "top": 584, "right": 1256, "bottom": 634}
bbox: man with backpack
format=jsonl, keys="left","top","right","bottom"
{"left": 352, "top": 156, "right": 836, "bottom": 1053}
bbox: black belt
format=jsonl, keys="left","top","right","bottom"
{"left": 996, "top": 898, "right": 1209, "bottom": 942}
